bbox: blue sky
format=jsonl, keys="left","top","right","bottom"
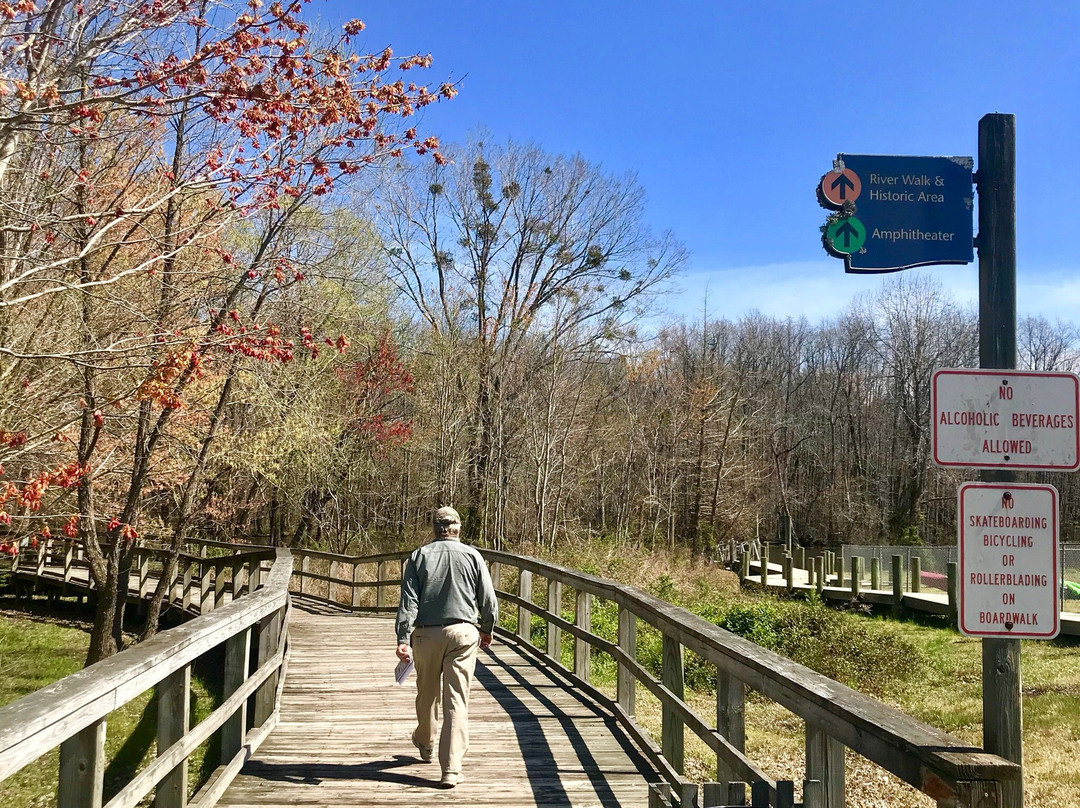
{"left": 325, "top": 1, "right": 1080, "bottom": 323}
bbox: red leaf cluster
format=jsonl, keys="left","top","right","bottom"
{"left": 0, "top": 430, "right": 27, "bottom": 448}
{"left": 341, "top": 332, "right": 414, "bottom": 447}
{"left": 0, "top": 462, "right": 91, "bottom": 521}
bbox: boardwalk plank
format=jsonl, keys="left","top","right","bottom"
{"left": 217, "top": 608, "right": 658, "bottom": 807}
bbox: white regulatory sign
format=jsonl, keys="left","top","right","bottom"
{"left": 958, "top": 482, "right": 1060, "bottom": 639}
{"left": 932, "top": 368, "right": 1080, "bottom": 470}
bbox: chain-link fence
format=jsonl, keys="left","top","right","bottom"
{"left": 841, "top": 544, "right": 1080, "bottom": 606}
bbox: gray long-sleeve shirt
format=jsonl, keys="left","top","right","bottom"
{"left": 395, "top": 537, "right": 498, "bottom": 644}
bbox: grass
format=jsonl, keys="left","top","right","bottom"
{"left": 500, "top": 539, "right": 1080, "bottom": 808}
{"left": 0, "top": 599, "right": 223, "bottom": 808}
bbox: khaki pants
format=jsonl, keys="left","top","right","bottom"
{"left": 411, "top": 623, "right": 480, "bottom": 774}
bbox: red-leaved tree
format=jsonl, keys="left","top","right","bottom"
{"left": 0, "top": 0, "right": 454, "bottom": 662}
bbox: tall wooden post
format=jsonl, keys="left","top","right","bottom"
{"left": 715, "top": 670, "right": 745, "bottom": 784}
{"left": 574, "top": 590, "right": 591, "bottom": 682}
{"left": 58, "top": 719, "right": 106, "bottom": 808}
{"left": 351, "top": 562, "right": 363, "bottom": 609}
{"left": 377, "top": 561, "right": 392, "bottom": 609}
{"left": 617, "top": 606, "right": 636, "bottom": 714}
{"left": 155, "top": 665, "right": 190, "bottom": 808}
{"left": 221, "top": 628, "right": 251, "bottom": 763}
{"left": 253, "top": 610, "right": 282, "bottom": 727}
{"left": 547, "top": 579, "right": 563, "bottom": 664}
{"left": 517, "top": 569, "right": 532, "bottom": 643}
{"left": 806, "top": 723, "right": 844, "bottom": 808}
{"left": 661, "top": 634, "right": 684, "bottom": 774}
{"left": 977, "top": 111, "right": 1022, "bottom": 808}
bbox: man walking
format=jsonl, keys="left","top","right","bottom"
{"left": 395, "top": 507, "right": 498, "bottom": 788}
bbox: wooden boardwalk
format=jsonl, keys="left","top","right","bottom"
{"left": 217, "top": 606, "right": 658, "bottom": 808}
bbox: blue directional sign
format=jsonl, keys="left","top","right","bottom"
{"left": 819, "top": 154, "right": 974, "bottom": 273}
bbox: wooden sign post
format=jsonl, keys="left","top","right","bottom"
{"left": 976, "top": 111, "right": 1022, "bottom": 808}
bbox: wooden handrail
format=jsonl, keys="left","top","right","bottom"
{"left": 0, "top": 548, "right": 292, "bottom": 808}
{"left": 6, "top": 540, "right": 1022, "bottom": 807}
{"left": 10, "top": 537, "right": 279, "bottom": 617}
{"left": 478, "top": 549, "right": 1020, "bottom": 808}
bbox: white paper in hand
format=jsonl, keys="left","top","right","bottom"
{"left": 394, "top": 659, "right": 414, "bottom": 686}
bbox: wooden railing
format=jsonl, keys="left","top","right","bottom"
{"left": 10, "top": 536, "right": 278, "bottom": 616}
{"left": 199, "top": 542, "right": 1019, "bottom": 808}
{"left": 0, "top": 548, "right": 292, "bottom": 808}
{"left": 481, "top": 550, "right": 1019, "bottom": 808}
{"left": 6, "top": 539, "right": 1021, "bottom": 808}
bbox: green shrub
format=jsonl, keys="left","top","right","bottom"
{"left": 701, "top": 594, "right": 923, "bottom": 696}
{"left": 715, "top": 601, "right": 784, "bottom": 650}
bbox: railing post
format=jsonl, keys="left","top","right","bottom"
{"left": 216, "top": 558, "right": 229, "bottom": 606}
{"left": 910, "top": 556, "right": 922, "bottom": 593}
{"left": 816, "top": 556, "right": 825, "bottom": 594}
{"left": 803, "top": 779, "right": 824, "bottom": 808}
{"left": 661, "top": 633, "right": 685, "bottom": 774}
{"left": 784, "top": 554, "right": 794, "bottom": 591}
{"left": 253, "top": 607, "right": 283, "bottom": 727}
{"left": 58, "top": 718, "right": 106, "bottom": 808}
{"left": 352, "top": 562, "right": 363, "bottom": 609}
{"left": 574, "top": 589, "right": 591, "bottom": 682}
{"left": 836, "top": 554, "right": 845, "bottom": 587}
{"left": 715, "top": 669, "right": 745, "bottom": 783}
{"left": 850, "top": 557, "right": 862, "bottom": 597}
{"left": 182, "top": 559, "right": 193, "bottom": 611}
{"left": 547, "top": 578, "right": 563, "bottom": 664}
{"left": 63, "top": 541, "right": 74, "bottom": 584}
{"left": 951, "top": 780, "right": 1002, "bottom": 808}
{"left": 155, "top": 664, "right": 191, "bottom": 808}
{"left": 703, "top": 782, "right": 723, "bottom": 808}
{"left": 759, "top": 554, "right": 768, "bottom": 587}
{"left": 776, "top": 780, "right": 796, "bottom": 808}
{"left": 200, "top": 563, "right": 214, "bottom": 614}
{"left": 870, "top": 557, "right": 881, "bottom": 590}
{"left": 649, "top": 782, "right": 672, "bottom": 808}
{"left": 138, "top": 551, "right": 150, "bottom": 598}
{"left": 377, "top": 560, "right": 392, "bottom": 609}
{"left": 221, "top": 627, "right": 251, "bottom": 763}
{"left": 248, "top": 558, "right": 262, "bottom": 591}
{"left": 680, "top": 782, "right": 699, "bottom": 808}
{"left": 740, "top": 551, "right": 750, "bottom": 580}
{"left": 490, "top": 560, "right": 502, "bottom": 593}
{"left": 232, "top": 556, "right": 245, "bottom": 599}
{"left": 300, "top": 554, "right": 310, "bottom": 596}
{"left": 37, "top": 538, "right": 48, "bottom": 576}
{"left": 618, "top": 606, "right": 636, "bottom": 715}
{"left": 517, "top": 569, "right": 533, "bottom": 643}
{"left": 805, "top": 723, "right": 844, "bottom": 808}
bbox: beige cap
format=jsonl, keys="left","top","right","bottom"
{"left": 432, "top": 506, "right": 461, "bottom": 525}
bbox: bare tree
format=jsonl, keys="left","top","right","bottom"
{"left": 379, "top": 139, "right": 686, "bottom": 544}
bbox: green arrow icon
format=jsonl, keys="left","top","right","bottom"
{"left": 826, "top": 216, "right": 866, "bottom": 254}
